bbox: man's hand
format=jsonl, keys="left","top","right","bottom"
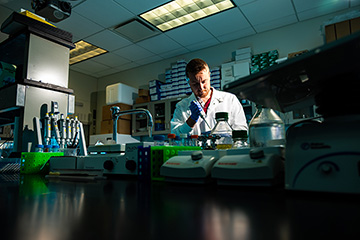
{"left": 189, "top": 100, "right": 202, "bottom": 122}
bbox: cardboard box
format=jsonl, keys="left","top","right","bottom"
{"left": 135, "top": 96, "right": 150, "bottom": 104}
{"left": 102, "top": 103, "right": 132, "bottom": 121}
{"left": 288, "top": 50, "right": 308, "bottom": 58}
{"left": 100, "top": 119, "right": 131, "bottom": 135}
{"left": 351, "top": 17, "right": 360, "bottom": 33}
{"left": 138, "top": 89, "right": 149, "bottom": 97}
{"left": 325, "top": 17, "right": 360, "bottom": 43}
{"left": 325, "top": 24, "right": 336, "bottom": 43}
{"left": 335, "top": 20, "right": 350, "bottom": 39}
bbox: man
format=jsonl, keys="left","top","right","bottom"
{"left": 171, "top": 58, "right": 248, "bottom": 136}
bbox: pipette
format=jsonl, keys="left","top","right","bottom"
{"left": 191, "top": 100, "right": 211, "bottom": 129}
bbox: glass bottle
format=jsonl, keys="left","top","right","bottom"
{"left": 210, "top": 112, "right": 233, "bottom": 150}
{"left": 180, "top": 133, "right": 188, "bottom": 146}
{"left": 249, "top": 105, "right": 285, "bottom": 148}
{"left": 232, "top": 130, "right": 249, "bottom": 148}
{"left": 190, "top": 135, "right": 199, "bottom": 146}
{"left": 167, "top": 133, "right": 176, "bottom": 146}
{"left": 174, "top": 135, "right": 181, "bottom": 146}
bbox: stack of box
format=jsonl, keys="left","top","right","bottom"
{"left": 100, "top": 103, "right": 132, "bottom": 135}
{"left": 153, "top": 60, "right": 192, "bottom": 101}
{"left": 221, "top": 61, "right": 250, "bottom": 89}
{"left": 168, "top": 63, "right": 180, "bottom": 99}
{"left": 135, "top": 89, "right": 150, "bottom": 104}
{"left": 220, "top": 47, "right": 252, "bottom": 89}
{"left": 177, "top": 60, "right": 189, "bottom": 97}
{"left": 234, "top": 47, "right": 252, "bottom": 62}
{"left": 165, "top": 70, "right": 172, "bottom": 83}
{"left": 210, "top": 67, "right": 221, "bottom": 90}
{"left": 149, "top": 80, "right": 162, "bottom": 101}
{"left": 250, "top": 50, "right": 278, "bottom": 74}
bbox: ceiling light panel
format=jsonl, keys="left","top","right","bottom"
{"left": 140, "top": 0, "right": 236, "bottom": 32}
{"left": 69, "top": 40, "right": 108, "bottom": 65}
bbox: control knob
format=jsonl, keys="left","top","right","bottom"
{"left": 103, "top": 160, "right": 114, "bottom": 170}
{"left": 125, "top": 160, "right": 137, "bottom": 171}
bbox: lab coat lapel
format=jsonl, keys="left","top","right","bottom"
{"left": 209, "top": 88, "right": 223, "bottom": 110}
{"left": 205, "top": 88, "right": 223, "bottom": 126}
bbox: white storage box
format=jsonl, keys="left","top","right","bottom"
{"left": 106, "top": 83, "right": 138, "bottom": 105}
{"left": 235, "top": 47, "right": 252, "bottom": 55}
{"left": 233, "top": 61, "right": 250, "bottom": 78}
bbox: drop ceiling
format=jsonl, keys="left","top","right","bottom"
{"left": 0, "top": 0, "right": 359, "bottom": 78}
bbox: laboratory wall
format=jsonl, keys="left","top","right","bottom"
{"left": 68, "top": 70, "right": 98, "bottom": 129}
{"left": 93, "top": 7, "right": 359, "bottom": 134}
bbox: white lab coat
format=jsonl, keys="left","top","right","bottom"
{"left": 171, "top": 88, "right": 248, "bottom": 136}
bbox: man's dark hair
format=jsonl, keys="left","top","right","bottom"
{"left": 185, "top": 58, "right": 209, "bottom": 78}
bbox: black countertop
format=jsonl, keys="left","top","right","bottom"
{"left": 1, "top": 175, "right": 359, "bottom": 240}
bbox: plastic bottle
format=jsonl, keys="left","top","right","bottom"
{"left": 35, "top": 144, "right": 44, "bottom": 152}
{"left": 190, "top": 135, "right": 198, "bottom": 146}
{"left": 210, "top": 112, "right": 233, "bottom": 149}
{"left": 167, "top": 133, "right": 176, "bottom": 146}
{"left": 179, "top": 133, "right": 188, "bottom": 146}
{"left": 232, "top": 130, "right": 249, "bottom": 148}
{"left": 249, "top": 105, "right": 285, "bottom": 148}
{"left": 51, "top": 145, "right": 60, "bottom": 152}
{"left": 44, "top": 145, "right": 52, "bottom": 152}
{"left": 174, "top": 135, "right": 181, "bottom": 146}
{"left": 154, "top": 135, "right": 165, "bottom": 146}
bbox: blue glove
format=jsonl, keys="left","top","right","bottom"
{"left": 189, "top": 100, "right": 202, "bottom": 122}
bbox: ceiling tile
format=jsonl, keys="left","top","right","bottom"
{"left": 165, "top": 22, "right": 214, "bottom": 46}
{"left": 115, "top": 62, "right": 141, "bottom": 72}
{"left": 0, "top": 0, "right": 32, "bottom": 12}
{"left": 135, "top": 55, "right": 164, "bottom": 66}
{"left": 73, "top": 0, "right": 133, "bottom": 28}
{"left": 216, "top": 27, "right": 256, "bottom": 43}
{"left": 185, "top": 38, "right": 220, "bottom": 52}
{"left": 91, "top": 53, "right": 131, "bottom": 68}
{"left": 137, "top": 34, "right": 183, "bottom": 54}
{"left": 233, "top": 0, "right": 258, "bottom": 7}
{"left": 84, "top": 30, "right": 132, "bottom": 51}
{"left": 293, "top": 0, "right": 349, "bottom": 21}
{"left": 240, "top": 0, "right": 296, "bottom": 26}
{"left": 71, "top": 60, "right": 110, "bottom": 74}
{"left": 113, "top": 0, "right": 169, "bottom": 15}
{"left": 55, "top": 12, "right": 103, "bottom": 40}
{"left": 158, "top": 47, "right": 190, "bottom": 59}
{"left": 293, "top": 0, "right": 346, "bottom": 12}
{"left": 199, "top": 8, "right": 252, "bottom": 37}
{"left": 113, "top": 44, "right": 155, "bottom": 61}
{"left": 252, "top": 14, "right": 298, "bottom": 32}
{"left": 92, "top": 67, "right": 123, "bottom": 78}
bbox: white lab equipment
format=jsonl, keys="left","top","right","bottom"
{"left": 212, "top": 147, "right": 284, "bottom": 186}
{"left": 160, "top": 150, "right": 227, "bottom": 184}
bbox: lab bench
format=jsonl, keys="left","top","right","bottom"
{"left": 0, "top": 175, "right": 359, "bottom": 240}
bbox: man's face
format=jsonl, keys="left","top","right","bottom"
{"left": 188, "top": 67, "right": 211, "bottom": 98}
